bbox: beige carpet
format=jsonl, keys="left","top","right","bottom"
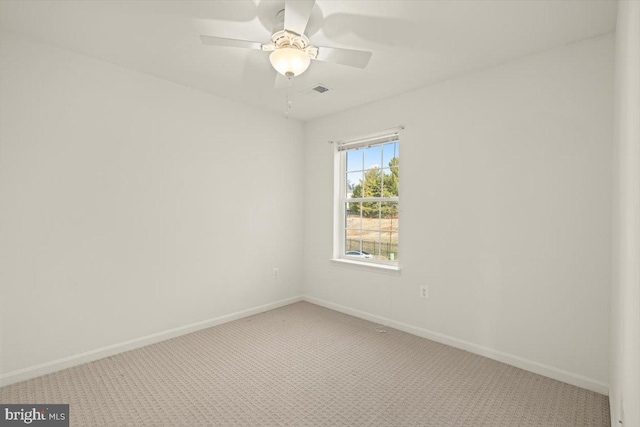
{"left": 1, "top": 301, "right": 609, "bottom": 426}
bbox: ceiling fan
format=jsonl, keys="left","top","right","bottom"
{"left": 199, "top": 0, "right": 373, "bottom": 82}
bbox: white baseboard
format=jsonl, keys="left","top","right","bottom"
{"left": 0, "top": 296, "right": 302, "bottom": 387}
{"left": 302, "top": 295, "right": 609, "bottom": 396}
{"left": 2, "top": 294, "right": 609, "bottom": 396}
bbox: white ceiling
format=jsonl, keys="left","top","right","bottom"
{"left": 0, "top": 0, "right": 617, "bottom": 121}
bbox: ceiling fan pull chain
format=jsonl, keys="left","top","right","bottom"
{"left": 285, "top": 75, "right": 293, "bottom": 119}
{"left": 285, "top": 91, "right": 291, "bottom": 119}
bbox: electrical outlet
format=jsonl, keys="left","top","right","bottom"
{"left": 419, "top": 285, "right": 429, "bottom": 299}
{"left": 273, "top": 268, "right": 279, "bottom": 279}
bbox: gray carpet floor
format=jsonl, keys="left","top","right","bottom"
{"left": 1, "top": 301, "right": 610, "bottom": 426}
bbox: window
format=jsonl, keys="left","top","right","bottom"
{"left": 333, "top": 128, "right": 401, "bottom": 269}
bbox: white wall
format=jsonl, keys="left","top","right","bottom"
{"left": 0, "top": 24, "right": 619, "bottom": 400}
{"left": 0, "top": 32, "right": 304, "bottom": 382}
{"left": 303, "top": 34, "right": 614, "bottom": 393}
{"left": 610, "top": 1, "right": 640, "bottom": 425}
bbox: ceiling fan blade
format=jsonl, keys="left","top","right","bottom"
{"left": 314, "top": 46, "right": 372, "bottom": 69}
{"left": 284, "top": 0, "right": 316, "bottom": 36}
{"left": 200, "top": 35, "right": 263, "bottom": 50}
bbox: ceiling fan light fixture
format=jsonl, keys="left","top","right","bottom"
{"left": 269, "top": 48, "right": 311, "bottom": 78}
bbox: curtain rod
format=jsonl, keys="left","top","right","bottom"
{"left": 327, "top": 125, "right": 405, "bottom": 145}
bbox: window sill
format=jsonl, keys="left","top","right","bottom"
{"left": 330, "top": 258, "right": 401, "bottom": 276}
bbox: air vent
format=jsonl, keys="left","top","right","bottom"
{"left": 312, "top": 85, "right": 330, "bottom": 94}
{"left": 301, "top": 83, "right": 331, "bottom": 96}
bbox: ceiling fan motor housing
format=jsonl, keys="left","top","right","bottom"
{"left": 263, "top": 10, "right": 318, "bottom": 60}
{"left": 269, "top": 30, "right": 318, "bottom": 57}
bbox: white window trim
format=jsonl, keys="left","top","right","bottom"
{"left": 331, "top": 127, "right": 402, "bottom": 273}
{"left": 329, "top": 258, "right": 401, "bottom": 275}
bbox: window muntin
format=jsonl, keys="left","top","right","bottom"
{"left": 338, "top": 140, "right": 399, "bottom": 265}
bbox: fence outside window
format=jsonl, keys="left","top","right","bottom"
{"left": 345, "top": 238, "right": 398, "bottom": 260}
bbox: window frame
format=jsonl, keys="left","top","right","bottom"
{"left": 332, "top": 128, "right": 402, "bottom": 273}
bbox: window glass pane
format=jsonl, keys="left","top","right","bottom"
{"left": 363, "top": 145, "right": 382, "bottom": 170}
{"left": 346, "top": 149, "right": 363, "bottom": 172}
{"left": 364, "top": 201, "right": 380, "bottom": 224}
{"left": 382, "top": 141, "right": 399, "bottom": 167}
{"left": 360, "top": 200, "right": 379, "bottom": 218}
{"left": 362, "top": 233, "right": 380, "bottom": 257}
{"left": 360, "top": 239, "right": 377, "bottom": 258}
{"left": 345, "top": 203, "right": 361, "bottom": 229}
{"left": 379, "top": 232, "right": 398, "bottom": 261}
{"left": 381, "top": 168, "right": 398, "bottom": 197}
{"left": 345, "top": 229, "right": 364, "bottom": 255}
{"left": 381, "top": 202, "right": 399, "bottom": 226}
{"left": 346, "top": 171, "right": 362, "bottom": 199}
{"left": 381, "top": 201, "right": 399, "bottom": 261}
{"left": 360, "top": 169, "right": 382, "bottom": 198}
{"left": 359, "top": 201, "right": 380, "bottom": 258}
{"left": 383, "top": 144, "right": 399, "bottom": 197}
